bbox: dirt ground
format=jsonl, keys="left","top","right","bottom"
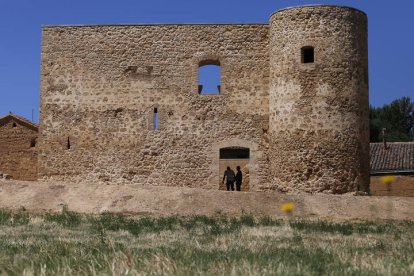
{"left": 0, "top": 179, "right": 413, "bottom": 220}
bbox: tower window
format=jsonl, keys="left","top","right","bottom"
{"left": 198, "top": 60, "right": 221, "bottom": 94}
{"left": 301, "top": 46, "right": 314, "bottom": 64}
{"left": 153, "top": 108, "right": 158, "bottom": 130}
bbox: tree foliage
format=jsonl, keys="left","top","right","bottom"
{"left": 370, "top": 97, "right": 414, "bottom": 142}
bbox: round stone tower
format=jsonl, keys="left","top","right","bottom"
{"left": 268, "top": 5, "right": 369, "bottom": 193}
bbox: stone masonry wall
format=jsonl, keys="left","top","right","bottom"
{"left": 39, "top": 5, "right": 370, "bottom": 193}
{"left": 0, "top": 117, "right": 38, "bottom": 180}
{"left": 269, "top": 6, "right": 370, "bottom": 193}
{"left": 39, "top": 24, "right": 270, "bottom": 190}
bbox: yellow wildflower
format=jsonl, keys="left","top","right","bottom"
{"left": 381, "top": 175, "right": 396, "bottom": 184}
{"left": 280, "top": 202, "right": 296, "bottom": 214}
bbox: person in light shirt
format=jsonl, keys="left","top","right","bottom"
{"left": 222, "top": 166, "right": 235, "bottom": 191}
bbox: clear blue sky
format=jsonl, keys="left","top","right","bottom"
{"left": 0, "top": 0, "right": 413, "bottom": 122}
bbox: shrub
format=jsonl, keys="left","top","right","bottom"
{"left": 44, "top": 205, "right": 81, "bottom": 228}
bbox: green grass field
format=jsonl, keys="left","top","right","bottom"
{"left": 0, "top": 208, "right": 413, "bottom": 275}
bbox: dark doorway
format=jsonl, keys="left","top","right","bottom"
{"left": 220, "top": 147, "right": 250, "bottom": 159}
{"left": 219, "top": 147, "right": 250, "bottom": 191}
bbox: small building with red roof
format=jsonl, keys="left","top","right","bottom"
{"left": 370, "top": 142, "right": 414, "bottom": 196}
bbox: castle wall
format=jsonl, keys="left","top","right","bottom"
{"left": 39, "top": 5, "right": 370, "bottom": 193}
{"left": 0, "top": 118, "right": 38, "bottom": 180}
{"left": 269, "top": 6, "right": 369, "bottom": 193}
{"left": 39, "top": 24, "right": 271, "bottom": 190}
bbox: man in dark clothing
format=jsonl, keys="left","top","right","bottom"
{"left": 222, "top": 166, "right": 235, "bottom": 191}
{"left": 235, "top": 166, "right": 243, "bottom": 191}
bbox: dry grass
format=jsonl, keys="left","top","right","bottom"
{"left": 0, "top": 209, "right": 413, "bottom": 275}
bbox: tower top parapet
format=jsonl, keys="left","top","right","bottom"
{"left": 271, "top": 4, "right": 366, "bottom": 17}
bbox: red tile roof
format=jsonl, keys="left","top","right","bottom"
{"left": 0, "top": 113, "right": 38, "bottom": 131}
{"left": 370, "top": 142, "right": 414, "bottom": 173}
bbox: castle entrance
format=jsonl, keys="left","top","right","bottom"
{"left": 219, "top": 147, "right": 250, "bottom": 191}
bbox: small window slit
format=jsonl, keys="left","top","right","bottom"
{"left": 153, "top": 108, "right": 158, "bottom": 130}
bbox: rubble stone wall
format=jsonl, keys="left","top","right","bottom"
{"left": 0, "top": 118, "right": 38, "bottom": 180}
{"left": 39, "top": 5, "right": 369, "bottom": 193}
{"left": 269, "top": 6, "right": 369, "bottom": 193}
{"left": 39, "top": 24, "right": 271, "bottom": 190}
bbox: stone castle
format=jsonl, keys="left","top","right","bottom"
{"left": 2, "top": 5, "right": 370, "bottom": 193}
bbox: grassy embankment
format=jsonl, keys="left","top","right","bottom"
{"left": 0, "top": 208, "right": 413, "bottom": 275}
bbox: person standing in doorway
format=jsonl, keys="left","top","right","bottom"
{"left": 222, "top": 166, "right": 235, "bottom": 191}
{"left": 235, "top": 166, "right": 243, "bottom": 191}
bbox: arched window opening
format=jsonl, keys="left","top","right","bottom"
{"left": 198, "top": 60, "right": 221, "bottom": 94}
{"left": 301, "top": 46, "right": 314, "bottom": 64}
{"left": 153, "top": 108, "right": 158, "bottom": 130}
{"left": 12, "top": 122, "right": 17, "bottom": 128}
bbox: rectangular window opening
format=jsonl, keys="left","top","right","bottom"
{"left": 302, "top": 47, "right": 314, "bottom": 64}
{"left": 153, "top": 108, "right": 158, "bottom": 130}
{"left": 220, "top": 147, "right": 250, "bottom": 159}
